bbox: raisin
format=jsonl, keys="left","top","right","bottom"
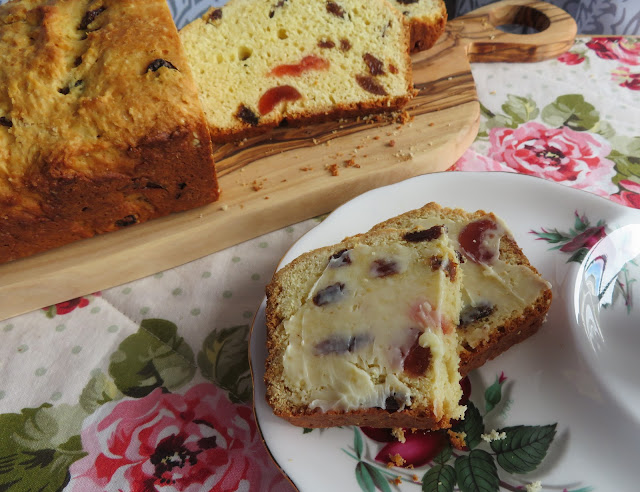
{"left": 313, "top": 333, "right": 371, "bottom": 355}
{"left": 340, "top": 39, "right": 352, "bottom": 51}
{"left": 459, "top": 219, "right": 500, "bottom": 264}
{"left": 205, "top": 8, "right": 222, "bottom": 22}
{"left": 146, "top": 59, "right": 178, "bottom": 73}
{"left": 144, "top": 181, "right": 166, "bottom": 190}
{"left": 74, "top": 80, "right": 83, "bottom": 87}
{"left": 177, "top": 183, "right": 187, "bottom": 189}
{"left": 313, "top": 282, "right": 346, "bottom": 306}
{"left": 115, "top": 215, "right": 138, "bottom": 227}
{"left": 355, "top": 75, "right": 387, "bottom": 96}
{"left": 370, "top": 258, "right": 400, "bottom": 278}
{"left": 363, "top": 53, "right": 385, "bottom": 76}
{"left": 326, "top": 1, "right": 345, "bottom": 18}
{"left": 317, "top": 39, "right": 335, "bottom": 49}
{"left": 58, "top": 86, "right": 70, "bottom": 95}
{"left": 269, "top": 0, "right": 287, "bottom": 18}
{"left": 389, "top": 63, "right": 398, "bottom": 74}
{"left": 0, "top": 116, "right": 12, "bottom": 128}
{"left": 429, "top": 255, "right": 442, "bottom": 271}
{"left": 384, "top": 395, "right": 401, "bottom": 412}
{"left": 258, "top": 85, "right": 302, "bottom": 115}
{"left": 444, "top": 260, "right": 457, "bottom": 282}
{"left": 403, "top": 339, "right": 431, "bottom": 377}
{"left": 329, "top": 249, "right": 351, "bottom": 267}
{"left": 403, "top": 225, "right": 444, "bottom": 243}
{"left": 396, "top": 0, "right": 419, "bottom": 3}
{"left": 459, "top": 303, "right": 495, "bottom": 326}
{"left": 78, "top": 6, "right": 106, "bottom": 30}
{"left": 235, "top": 105, "right": 259, "bottom": 126}
{"left": 74, "top": 56, "right": 82, "bottom": 67}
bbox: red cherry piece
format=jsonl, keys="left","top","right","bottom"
{"left": 268, "top": 54, "right": 330, "bottom": 77}
{"left": 258, "top": 85, "right": 302, "bottom": 115}
{"left": 458, "top": 219, "right": 500, "bottom": 264}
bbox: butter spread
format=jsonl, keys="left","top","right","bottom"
{"left": 281, "top": 239, "right": 462, "bottom": 413}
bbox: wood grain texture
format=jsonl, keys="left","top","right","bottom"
{"left": 0, "top": 0, "right": 576, "bottom": 321}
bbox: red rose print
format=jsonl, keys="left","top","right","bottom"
{"left": 559, "top": 225, "right": 606, "bottom": 252}
{"left": 586, "top": 37, "right": 640, "bottom": 66}
{"left": 374, "top": 429, "right": 448, "bottom": 468}
{"left": 612, "top": 67, "right": 640, "bottom": 91}
{"left": 42, "top": 292, "right": 100, "bottom": 317}
{"left": 611, "top": 179, "right": 640, "bottom": 209}
{"left": 485, "top": 122, "right": 617, "bottom": 197}
{"left": 557, "top": 51, "right": 585, "bottom": 66}
{"left": 68, "top": 383, "right": 287, "bottom": 492}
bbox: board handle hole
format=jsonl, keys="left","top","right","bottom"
{"left": 491, "top": 5, "right": 550, "bottom": 35}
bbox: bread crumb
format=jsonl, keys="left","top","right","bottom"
{"left": 387, "top": 453, "right": 406, "bottom": 468}
{"left": 220, "top": 204, "right": 229, "bottom": 211}
{"left": 412, "top": 474, "right": 419, "bottom": 482}
{"left": 481, "top": 429, "right": 507, "bottom": 442}
{"left": 447, "top": 430, "right": 467, "bottom": 450}
{"left": 252, "top": 180, "right": 264, "bottom": 191}
{"left": 490, "top": 90, "right": 497, "bottom": 95}
{"left": 388, "top": 140, "right": 396, "bottom": 147}
{"left": 345, "top": 158, "right": 360, "bottom": 168}
{"left": 391, "top": 427, "right": 406, "bottom": 443}
{"left": 526, "top": 481, "right": 542, "bottom": 492}
{"left": 312, "top": 138, "right": 318, "bottom": 145}
{"left": 326, "top": 163, "right": 339, "bottom": 176}
{"left": 428, "top": 122, "right": 434, "bottom": 127}
{"left": 392, "top": 476, "right": 402, "bottom": 486}
{"left": 264, "top": 196, "right": 269, "bottom": 200}
{"left": 300, "top": 166, "right": 313, "bottom": 171}
{"left": 373, "top": 135, "right": 381, "bottom": 140}
{"left": 393, "top": 151, "right": 413, "bottom": 162}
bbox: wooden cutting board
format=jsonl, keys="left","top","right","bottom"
{"left": 0, "top": 0, "right": 576, "bottom": 321}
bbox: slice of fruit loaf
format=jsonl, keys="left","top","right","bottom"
{"left": 180, "top": 0, "right": 414, "bottom": 143}
{"left": 391, "top": 0, "right": 448, "bottom": 52}
{"left": 265, "top": 226, "right": 466, "bottom": 429}
{"left": 372, "top": 203, "right": 553, "bottom": 376}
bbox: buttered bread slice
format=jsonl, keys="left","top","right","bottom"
{"left": 265, "top": 227, "right": 465, "bottom": 429}
{"left": 373, "top": 203, "right": 553, "bottom": 375}
{"left": 180, "top": 0, "right": 413, "bottom": 142}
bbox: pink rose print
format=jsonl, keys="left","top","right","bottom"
{"left": 586, "top": 37, "right": 640, "bottom": 66}
{"left": 611, "top": 179, "right": 640, "bottom": 209}
{"left": 612, "top": 67, "right": 640, "bottom": 91}
{"left": 484, "top": 122, "right": 616, "bottom": 197}
{"left": 68, "top": 383, "right": 288, "bottom": 492}
{"left": 450, "top": 149, "right": 517, "bottom": 173}
{"left": 557, "top": 51, "right": 585, "bottom": 66}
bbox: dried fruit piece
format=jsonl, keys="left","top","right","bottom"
{"left": 0, "top": 116, "right": 12, "bottom": 128}
{"left": 459, "top": 303, "right": 495, "bottom": 325}
{"left": 235, "top": 104, "right": 259, "bottom": 126}
{"left": 363, "top": 53, "right": 385, "bottom": 76}
{"left": 340, "top": 39, "right": 352, "bottom": 51}
{"left": 326, "top": 1, "right": 346, "bottom": 18}
{"left": 403, "top": 225, "right": 444, "bottom": 243}
{"left": 403, "top": 338, "right": 431, "bottom": 377}
{"left": 115, "top": 215, "right": 138, "bottom": 227}
{"left": 313, "top": 282, "right": 346, "bottom": 306}
{"left": 205, "top": 8, "right": 222, "bottom": 22}
{"left": 258, "top": 85, "right": 302, "bottom": 115}
{"left": 355, "top": 75, "right": 387, "bottom": 96}
{"left": 329, "top": 249, "right": 352, "bottom": 267}
{"left": 146, "top": 59, "right": 178, "bottom": 73}
{"left": 459, "top": 219, "right": 501, "bottom": 264}
{"left": 429, "top": 255, "right": 443, "bottom": 271}
{"left": 384, "top": 395, "right": 402, "bottom": 412}
{"left": 317, "top": 39, "right": 335, "bottom": 49}
{"left": 78, "top": 6, "right": 106, "bottom": 30}
{"left": 269, "top": 0, "right": 288, "bottom": 18}
{"left": 370, "top": 258, "right": 400, "bottom": 278}
{"left": 313, "top": 333, "right": 372, "bottom": 355}
{"left": 269, "top": 55, "right": 330, "bottom": 77}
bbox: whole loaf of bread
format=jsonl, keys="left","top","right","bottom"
{"left": 0, "top": 0, "right": 219, "bottom": 263}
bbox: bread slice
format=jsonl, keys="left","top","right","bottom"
{"left": 390, "top": 0, "right": 448, "bottom": 52}
{"left": 265, "top": 227, "right": 466, "bottom": 429}
{"left": 372, "top": 203, "right": 553, "bottom": 375}
{"left": 180, "top": 0, "right": 414, "bottom": 143}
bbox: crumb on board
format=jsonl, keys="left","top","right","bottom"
{"left": 252, "top": 180, "right": 264, "bottom": 191}
{"left": 220, "top": 204, "right": 229, "bottom": 211}
{"left": 326, "top": 163, "right": 339, "bottom": 176}
{"left": 345, "top": 158, "right": 360, "bottom": 168}
{"left": 299, "top": 166, "right": 313, "bottom": 171}
{"left": 388, "top": 140, "right": 396, "bottom": 147}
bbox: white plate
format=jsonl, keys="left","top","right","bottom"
{"left": 250, "top": 171, "right": 640, "bottom": 492}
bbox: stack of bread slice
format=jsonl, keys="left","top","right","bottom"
{"left": 265, "top": 203, "right": 552, "bottom": 429}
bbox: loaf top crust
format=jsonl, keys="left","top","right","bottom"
{"left": 0, "top": 0, "right": 214, "bottom": 218}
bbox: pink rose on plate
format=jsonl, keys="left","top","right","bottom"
{"left": 484, "top": 122, "right": 617, "bottom": 197}
{"left": 68, "top": 383, "right": 287, "bottom": 492}
{"left": 586, "top": 37, "right": 640, "bottom": 65}
{"left": 611, "top": 179, "right": 640, "bottom": 209}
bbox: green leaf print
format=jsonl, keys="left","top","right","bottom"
{"left": 454, "top": 449, "right": 499, "bottom": 492}
{"left": 452, "top": 401, "right": 484, "bottom": 450}
{"left": 422, "top": 464, "right": 456, "bottom": 492}
{"left": 355, "top": 462, "right": 392, "bottom": 492}
{"left": 78, "top": 370, "right": 123, "bottom": 414}
{"left": 197, "top": 325, "right": 251, "bottom": 403}
{"left": 490, "top": 424, "right": 557, "bottom": 474}
{"left": 501, "top": 95, "right": 539, "bottom": 125}
{"left": 0, "top": 404, "right": 87, "bottom": 492}
{"left": 354, "top": 427, "right": 364, "bottom": 460}
{"left": 433, "top": 442, "right": 453, "bottom": 465}
{"left": 541, "top": 94, "right": 599, "bottom": 131}
{"left": 109, "top": 318, "right": 196, "bottom": 398}
{"left": 484, "top": 376, "right": 505, "bottom": 413}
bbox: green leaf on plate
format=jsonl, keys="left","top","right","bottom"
{"left": 454, "top": 449, "right": 499, "bottom": 492}
{"left": 501, "top": 95, "right": 539, "bottom": 125}
{"left": 541, "top": 94, "right": 599, "bottom": 131}
{"left": 197, "top": 325, "right": 251, "bottom": 403}
{"left": 484, "top": 375, "right": 505, "bottom": 413}
{"left": 354, "top": 427, "right": 364, "bottom": 460}
{"left": 567, "top": 248, "right": 588, "bottom": 264}
{"left": 490, "top": 424, "right": 557, "bottom": 473}
{"left": 433, "top": 442, "right": 453, "bottom": 465}
{"left": 452, "top": 401, "right": 484, "bottom": 450}
{"left": 303, "top": 428, "right": 314, "bottom": 434}
{"left": 422, "top": 464, "right": 456, "bottom": 492}
{"left": 355, "top": 462, "right": 376, "bottom": 492}
{"left": 109, "top": 318, "right": 196, "bottom": 398}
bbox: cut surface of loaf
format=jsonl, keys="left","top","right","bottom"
{"left": 390, "top": 0, "right": 447, "bottom": 52}
{"left": 0, "top": 0, "right": 219, "bottom": 263}
{"left": 180, "top": 0, "right": 414, "bottom": 143}
{"left": 373, "top": 203, "right": 553, "bottom": 375}
{"left": 265, "top": 227, "right": 466, "bottom": 429}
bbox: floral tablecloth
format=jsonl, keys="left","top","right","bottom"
{"left": 0, "top": 36, "right": 638, "bottom": 492}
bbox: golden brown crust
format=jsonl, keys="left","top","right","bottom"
{"left": 0, "top": 0, "right": 219, "bottom": 263}
{"left": 407, "top": 3, "right": 447, "bottom": 52}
